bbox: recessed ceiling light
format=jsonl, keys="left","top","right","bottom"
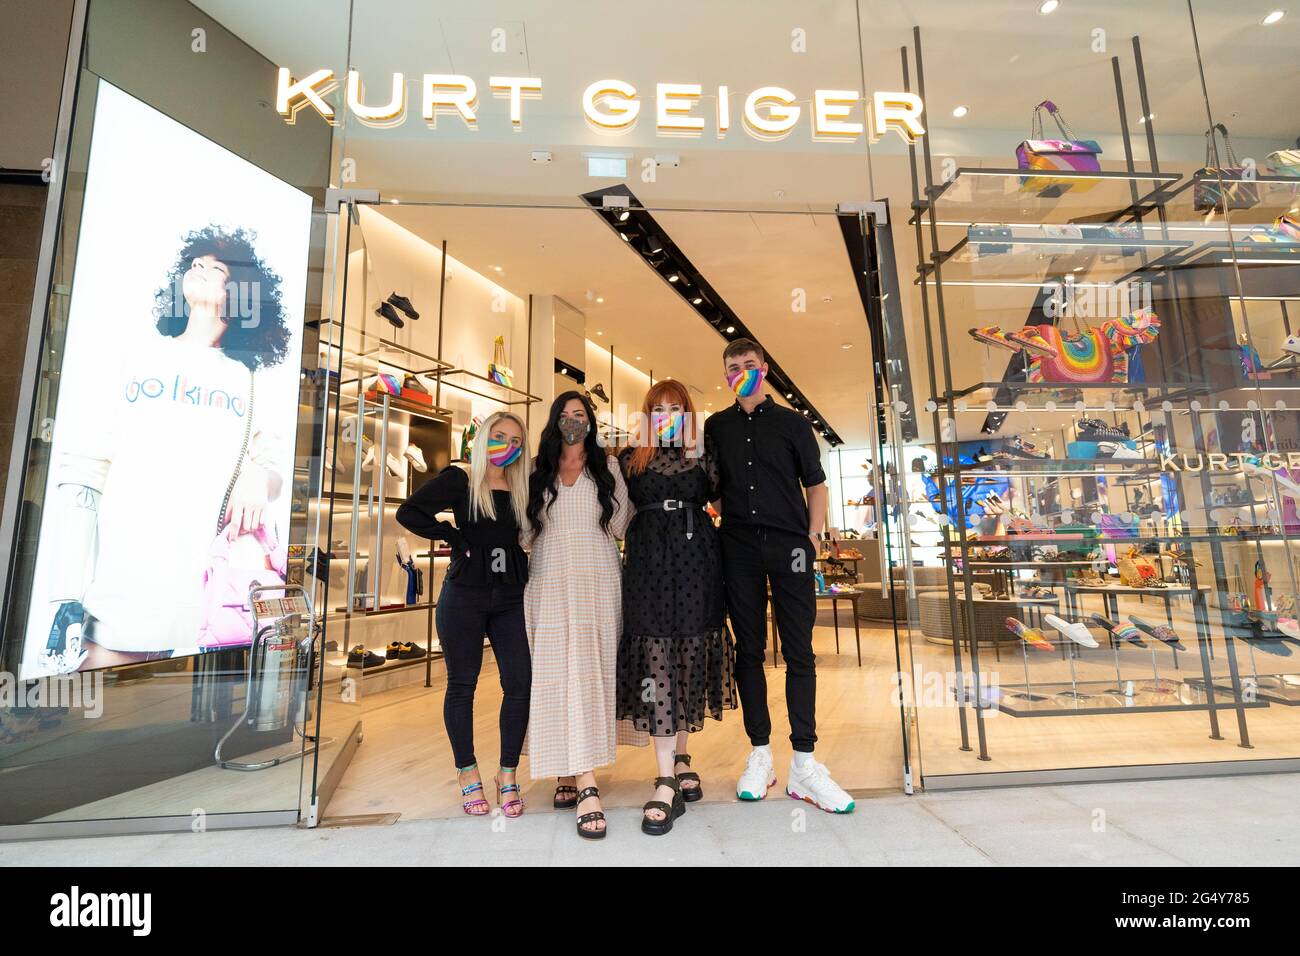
{"left": 559, "top": 367, "right": 567, "bottom": 375}
{"left": 492, "top": 265, "right": 502, "bottom": 272}
{"left": 716, "top": 385, "right": 721, "bottom": 389}
{"left": 840, "top": 342, "right": 853, "bottom": 350}
{"left": 596, "top": 331, "right": 603, "bottom": 336}
{"left": 596, "top": 297, "right": 604, "bottom": 303}
{"left": 952, "top": 105, "right": 969, "bottom": 118}
{"left": 1038, "top": 0, "right": 1060, "bottom": 13}
{"left": 1262, "top": 9, "right": 1286, "bottom": 24}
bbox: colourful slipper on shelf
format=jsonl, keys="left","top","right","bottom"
{"left": 1005, "top": 616, "right": 1054, "bottom": 651}
{"left": 1006, "top": 327, "right": 1059, "bottom": 357}
{"left": 1128, "top": 615, "right": 1186, "bottom": 650}
{"left": 1089, "top": 613, "right": 1147, "bottom": 647}
{"left": 970, "top": 326, "right": 1017, "bottom": 350}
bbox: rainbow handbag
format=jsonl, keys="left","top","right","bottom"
{"left": 1025, "top": 324, "right": 1127, "bottom": 384}
{"left": 1194, "top": 124, "right": 1258, "bottom": 212}
{"left": 488, "top": 335, "right": 514, "bottom": 387}
{"left": 1017, "top": 101, "right": 1102, "bottom": 196}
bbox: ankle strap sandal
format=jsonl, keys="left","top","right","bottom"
{"left": 575, "top": 785, "right": 606, "bottom": 840}
{"left": 495, "top": 770, "right": 524, "bottom": 818}
{"left": 674, "top": 753, "right": 703, "bottom": 802}
{"left": 641, "top": 776, "right": 685, "bottom": 837}
{"left": 458, "top": 765, "right": 490, "bottom": 816}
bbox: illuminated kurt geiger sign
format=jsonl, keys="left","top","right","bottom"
{"left": 275, "top": 70, "right": 926, "bottom": 143}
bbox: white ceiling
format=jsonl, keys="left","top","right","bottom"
{"left": 191, "top": 0, "right": 1300, "bottom": 446}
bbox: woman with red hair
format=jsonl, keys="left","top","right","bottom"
{"left": 616, "top": 379, "right": 736, "bottom": 836}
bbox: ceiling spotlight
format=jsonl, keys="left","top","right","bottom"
{"left": 596, "top": 331, "right": 603, "bottom": 336}
{"left": 493, "top": 265, "right": 503, "bottom": 272}
{"left": 725, "top": 325, "right": 735, "bottom": 333}
{"left": 559, "top": 366, "right": 568, "bottom": 375}
{"left": 635, "top": 355, "right": 642, "bottom": 360}
{"left": 596, "top": 297, "right": 604, "bottom": 303}
{"left": 691, "top": 296, "right": 703, "bottom": 305}
{"left": 643, "top": 235, "right": 664, "bottom": 256}
{"left": 1038, "top": 0, "right": 1060, "bottom": 14}
{"left": 620, "top": 232, "right": 631, "bottom": 242}
{"left": 668, "top": 273, "right": 680, "bottom": 283}
{"left": 617, "top": 210, "right": 631, "bottom": 222}
{"left": 1262, "top": 9, "right": 1286, "bottom": 24}
{"left": 952, "top": 105, "right": 970, "bottom": 118}
{"left": 840, "top": 342, "right": 853, "bottom": 350}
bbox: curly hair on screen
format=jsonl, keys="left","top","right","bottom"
{"left": 153, "top": 225, "right": 292, "bottom": 371}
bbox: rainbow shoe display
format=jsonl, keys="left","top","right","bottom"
{"left": 1129, "top": 615, "right": 1186, "bottom": 651}
{"left": 970, "top": 326, "right": 1017, "bottom": 350}
{"left": 1006, "top": 327, "right": 1059, "bottom": 357}
{"left": 1090, "top": 613, "right": 1147, "bottom": 647}
{"left": 1006, "top": 616, "right": 1053, "bottom": 651}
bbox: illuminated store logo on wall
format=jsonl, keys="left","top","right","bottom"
{"left": 275, "top": 70, "right": 926, "bottom": 143}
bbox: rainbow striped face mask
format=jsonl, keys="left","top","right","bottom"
{"left": 727, "top": 367, "right": 765, "bottom": 398}
{"left": 651, "top": 411, "right": 684, "bottom": 444}
{"left": 487, "top": 439, "right": 522, "bottom": 468}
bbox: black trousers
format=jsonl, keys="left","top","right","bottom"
{"left": 435, "top": 579, "right": 531, "bottom": 769}
{"left": 720, "top": 524, "right": 817, "bottom": 751}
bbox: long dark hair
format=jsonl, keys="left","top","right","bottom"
{"left": 527, "top": 390, "right": 616, "bottom": 533}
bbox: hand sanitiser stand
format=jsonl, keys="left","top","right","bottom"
{"left": 215, "top": 584, "right": 319, "bottom": 771}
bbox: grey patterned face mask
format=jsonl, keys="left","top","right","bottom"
{"left": 558, "top": 415, "right": 589, "bottom": 445}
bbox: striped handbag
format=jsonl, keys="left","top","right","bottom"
{"left": 1016, "top": 101, "right": 1102, "bottom": 196}
{"left": 1025, "top": 324, "right": 1127, "bottom": 384}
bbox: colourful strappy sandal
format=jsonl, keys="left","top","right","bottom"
{"left": 495, "top": 768, "right": 525, "bottom": 818}
{"left": 458, "top": 764, "right": 490, "bottom": 816}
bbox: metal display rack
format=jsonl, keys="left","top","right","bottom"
{"left": 898, "top": 27, "right": 1300, "bottom": 761}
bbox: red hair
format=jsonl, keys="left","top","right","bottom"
{"left": 625, "top": 379, "right": 699, "bottom": 475}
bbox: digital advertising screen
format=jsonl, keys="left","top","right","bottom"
{"left": 18, "top": 80, "right": 312, "bottom": 679}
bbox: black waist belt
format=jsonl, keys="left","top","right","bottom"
{"left": 636, "top": 500, "right": 705, "bottom": 539}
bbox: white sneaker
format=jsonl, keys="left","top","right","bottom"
{"left": 385, "top": 453, "right": 406, "bottom": 479}
{"left": 786, "top": 758, "right": 855, "bottom": 814}
{"left": 736, "top": 748, "right": 776, "bottom": 801}
{"left": 404, "top": 444, "right": 427, "bottom": 472}
{"left": 1284, "top": 333, "right": 1300, "bottom": 357}
{"left": 360, "top": 444, "right": 375, "bottom": 471}
{"left": 1044, "top": 613, "right": 1100, "bottom": 649}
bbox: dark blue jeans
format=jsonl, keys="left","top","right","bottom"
{"left": 435, "top": 580, "right": 531, "bottom": 769}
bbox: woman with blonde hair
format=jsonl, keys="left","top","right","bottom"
{"left": 396, "top": 411, "right": 532, "bottom": 817}
{"left": 616, "top": 379, "right": 736, "bottom": 836}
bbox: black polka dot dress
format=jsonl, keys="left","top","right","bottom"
{"left": 615, "top": 444, "right": 737, "bottom": 738}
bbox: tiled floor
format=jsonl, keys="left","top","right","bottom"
{"left": 3, "top": 772, "right": 1296, "bottom": 866}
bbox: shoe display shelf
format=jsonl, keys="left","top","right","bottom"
{"left": 900, "top": 29, "right": 1300, "bottom": 756}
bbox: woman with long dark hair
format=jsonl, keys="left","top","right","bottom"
{"left": 523, "top": 391, "right": 630, "bottom": 840}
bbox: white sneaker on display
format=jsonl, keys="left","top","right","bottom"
{"left": 786, "top": 757, "right": 855, "bottom": 814}
{"left": 361, "top": 444, "right": 375, "bottom": 471}
{"left": 1284, "top": 333, "right": 1300, "bottom": 357}
{"left": 1044, "top": 613, "right": 1100, "bottom": 649}
{"left": 386, "top": 453, "right": 406, "bottom": 479}
{"left": 404, "top": 444, "right": 427, "bottom": 472}
{"left": 736, "top": 748, "right": 776, "bottom": 801}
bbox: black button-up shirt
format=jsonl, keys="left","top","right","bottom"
{"left": 704, "top": 395, "right": 826, "bottom": 536}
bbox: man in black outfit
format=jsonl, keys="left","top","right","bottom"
{"left": 704, "top": 338, "right": 855, "bottom": 813}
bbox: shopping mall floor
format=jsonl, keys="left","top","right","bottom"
{"left": 3, "top": 771, "right": 1296, "bottom": 866}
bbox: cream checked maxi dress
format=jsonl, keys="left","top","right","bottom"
{"left": 523, "top": 455, "right": 634, "bottom": 779}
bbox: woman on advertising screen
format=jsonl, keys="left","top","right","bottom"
{"left": 39, "top": 225, "right": 291, "bottom": 673}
